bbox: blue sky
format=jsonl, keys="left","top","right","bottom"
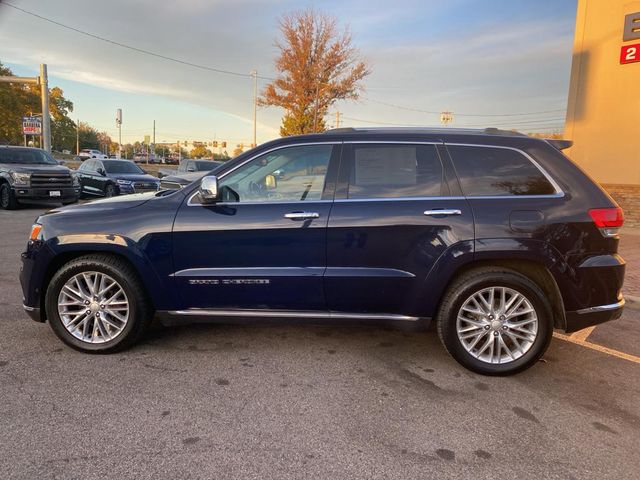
{"left": 0, "top": 0, "right": 577, "bottom": 145}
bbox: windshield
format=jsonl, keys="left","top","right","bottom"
{"left": 103, "top": 161, "right": 144, "bottom": 174}
{"left": 0, "top": 148, "right": 57, "bottom": 165}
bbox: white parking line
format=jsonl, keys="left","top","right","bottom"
{"left": 553, "top": 332, "right": 640, "bottom": 364}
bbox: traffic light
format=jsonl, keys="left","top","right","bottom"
{"left": 221, "top": 141, "right": 227, "bottom": 148}
{"left": 213, "top": 141, "right": 218, "bottom": 148}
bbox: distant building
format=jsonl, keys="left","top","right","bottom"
{"left": 565, "top": 0, "right": 640, "bottom": 224}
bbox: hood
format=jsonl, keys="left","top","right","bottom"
{"left": 107, "top": 172, "right": 160, "bottom": 183}
{"left": 4, "top": 164, "right": 71, "bottom": 174}
{"left": 48, "top": 191, "right": 159, "bottom": 214}
{"left": 162, "top": 171, "right": 208, "bottom": 185}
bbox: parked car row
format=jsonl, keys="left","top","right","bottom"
{"left": 158, "top": 159, "right": 223, "bottom": 189}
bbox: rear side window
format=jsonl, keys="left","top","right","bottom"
{"left": 448, "top": 145, "right": 556, "bottom": 196}
{"left": 347, "top": 144, "right": 444, "bottom": 199}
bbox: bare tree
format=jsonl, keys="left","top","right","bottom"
{"left": 260, "top": 9, "right": 370, "bottom": 136}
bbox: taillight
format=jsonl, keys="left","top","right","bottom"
{"left": 589, "top": 207, "right": 624, "bottom": 237}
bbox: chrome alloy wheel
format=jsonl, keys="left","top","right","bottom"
{"left": 57, "top": 271, "right": 129, "bottom": 344}
{"left": 456, "top": 286, "right": 538, "bottom": 364}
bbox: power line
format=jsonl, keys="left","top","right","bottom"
{"left": 364, "top": 97, "right": 566, "bottom": 117}
{"left": 2, "top": 2, "right": 568, "bottom": 121}
{"left": 0, "top": 2, "right": 275, "bottom": 81}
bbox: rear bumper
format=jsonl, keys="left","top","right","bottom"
{"left": 564, "top": 297, "right": 625, "bottom": 333}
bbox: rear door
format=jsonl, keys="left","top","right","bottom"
{"left": 325, "top": 142, "right": 474, "bottom": 318}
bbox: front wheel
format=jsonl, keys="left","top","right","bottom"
{"left": 436, "top": 267, "right": 553, "bottom": 375}
{"left": 105, "top": 184, "right": 117, "bottom": 197}
{"left": 45, "top": 254, "right": 153, "bottom": 353}
{"left": 0, "top": 183, "right": 18, "bottom": 210}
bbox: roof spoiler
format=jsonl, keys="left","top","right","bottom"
{"left": 547, "top": 139, "right": 573, "bottom": 150}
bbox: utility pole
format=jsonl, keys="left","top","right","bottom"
{"left": 76, "top": 119, "right": 80, "bottom": 155}
{"left": 335, "top": 111, "right": 341, "bottom": 129}
{"left": 116, "top": 108, "right": 122, "bottom": 158}
{"left": 251, "top": 70, "right": 258, "bottom": 148}
{"left": 39, "top": 64, "right": 51, "bottom": 153}
{"left": 152, "top": 120, "right": 156, "bottom": 162}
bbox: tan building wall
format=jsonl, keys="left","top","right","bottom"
{"left": 565, "top": 0, "right": 640, "bottom": 185}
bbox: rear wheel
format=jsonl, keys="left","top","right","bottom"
{"left": 436, "top": 267, "right": 553, "bottom": 375}
{"left": 0, "top": 183, "right": 18, "bottom": 210}
{"left": 45, "top": 254, "right": 153, "bottom": 353}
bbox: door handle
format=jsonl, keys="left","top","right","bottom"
{"left": 284, "top": 212, "right": 320, "bottom": 220}
{"left": 424, "top": 209, "right": 462, "bottom": 216}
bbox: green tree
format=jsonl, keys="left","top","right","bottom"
{"left": 78, "top": 122, "right": 100, "bottom": 150}
{"left": 260, "top": 9, "right": 370, "bottom": 136}
{"left": 1, "top": 62, "right": 78, "bottom": 148}
{"left": 191, "top": 145, "right": 212, "bottom": 158}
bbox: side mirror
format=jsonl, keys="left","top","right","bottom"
{"left": 199, "top": 175, "right": 219, "bottom": 203}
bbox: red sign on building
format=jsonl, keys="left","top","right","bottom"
{"left": 620, "top": 43, "right": 640, "bottom": 64}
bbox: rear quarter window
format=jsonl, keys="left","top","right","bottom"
{"left": 448, "top": 145, "right": 556, "bottom": 196}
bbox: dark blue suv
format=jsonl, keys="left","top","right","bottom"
{"left": 20, "top": 128, "right": 625, "bottom": 375}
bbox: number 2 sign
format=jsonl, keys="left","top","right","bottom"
{"left": 620, "top": 43, "right": 640, "bottom": 64}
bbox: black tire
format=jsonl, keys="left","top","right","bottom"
{"left": 0, "top": 183, "right": 18, "bottom": 210}
{"left": 436, "top": 267, "right": 553, "bottom": 376}
{"left": 45, "top": 254, "right": 153, "bottom": 353}
{"left": 105, "top": 184, "right": 117, "bottom": 197}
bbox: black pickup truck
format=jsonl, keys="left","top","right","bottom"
{"left": 0, "top": 146, "right": 79, "bottom": 210}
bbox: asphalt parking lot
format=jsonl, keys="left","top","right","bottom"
{"left": 1, "top": 205, "right": 639, "bottom": 480}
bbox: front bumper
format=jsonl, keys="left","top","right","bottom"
{"left": 13, "top": 186, "right": 79, "bottom": 203}
{"left": 22, "top": 304, "right": 41, "bottom": 322}
{"left": 565, "top": 297, "right": 625, "bottom": 333}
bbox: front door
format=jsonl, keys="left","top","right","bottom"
{"left": 325, "top": 142, "right": 474, "bottom": 317}
{"left": 172, "top": 143, "right": 341, "bottom": 311}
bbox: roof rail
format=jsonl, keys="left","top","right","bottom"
{"left": 324, "top": 127, "right": 357, "bottom": 134}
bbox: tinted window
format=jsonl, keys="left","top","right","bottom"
{"left": 103, "top": 161, "right": 144, "bottom": 174}
{"left": 215, "top": 144, "right": 333, "bottom": 203}
{"left": 347, "top": 144, "right": 444, "bottom": 199}
{"left": 448, "top": 146, "right": 556, "bottom": 196}
{"left": 0, "top": 148, "right": 57, "bottom": 165}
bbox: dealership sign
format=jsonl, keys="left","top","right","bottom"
{"left": 22, "top": 116, "right": 42, "bottom": 135}
{"left": 621, "top": 12, "right": 640, "bottom": 64}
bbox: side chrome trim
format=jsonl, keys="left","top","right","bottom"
{"left": 325, "top": 267, "right": 415, "bottom": 278}
{"left": 22, "top": 304, "right": 35, "bottom": 311}
{"left": 167, "top": 309, "right": 420, "bottom": 322}
{"left": 445, "top": 142, "right": 565, "bottom": 197}
{"left": 172, "top": 267, "right": 325, "bottom": 277}
{"left": 575, "top": 298, "right": 625, "bottom": 315}
{"left": 187, "top": 141, "right": 341, "bottom": 207}
{"left": 343, "top": 140, "right": 441, "bottom": 145}
{"left": 334, "top": 196, "right": 466, "bottom": 203}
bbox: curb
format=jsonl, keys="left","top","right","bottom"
{"left": 625, "top": 295, "right": 640, "bottom": 310}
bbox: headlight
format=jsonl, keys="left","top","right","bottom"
{"left": 10, "top": 172, "right": 30, "bottom": 186}
{"left": 116, "top": 179, "right": 132, "bottom": 185}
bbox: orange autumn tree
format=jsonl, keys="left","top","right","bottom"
{"left": 260, "top": 9, "right": 370, "bottom": 136}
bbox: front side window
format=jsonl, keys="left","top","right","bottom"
{"left": 215, "top": 144, "right": 333, "bottom": 203}
{"left": 347, "top": 144, "right": 444, "bottom": 199}
{"left": 448, "top": 145, "right": 556, "bottom": 196}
